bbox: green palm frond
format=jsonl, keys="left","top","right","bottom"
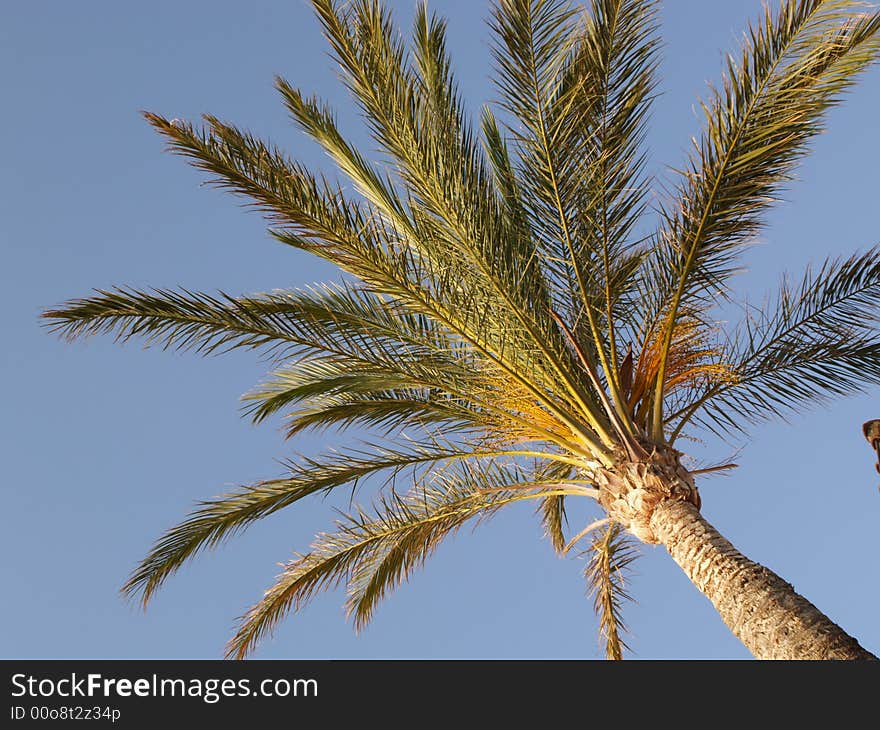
{"left": 490, "top": 0, "right": 599, "bottom": 359}
{"left": 567, "top": 0, "right": 659, "bottom": 373}
{"left": 42, "top": 282, "right": 454, "bottom": 361}
{"left": 280, "top": 391, "right": 502, "bottom": 439}
{"left": 143, "top": 113, "right": 402, "bottom": 284}
{"left": 490, "top": 1, "right": 657, "bottom": 410}
{"left": 144, "top": 112, "right": 495, "bottom": 358}
{"left": 43, "top": 284, "right": 507, "bottom": 435}
{"left": 227, "top": 458, "right": 587, "bottom": 658}
{"left": 240, "top": 337, "right": 492, "bottom": 424}
{"left": 123, "top": 439, "right": 575, "bottom": 608}
{"left": 489, "top": 0, "right": 580, "bottom": 287}
{"left": 585, "top": 522, "right": 638, "bottom": 660}
{"left": 535, "top": 459, "right": 578, "bottom": 552}
{"left": 42, "top": 285, "right": 596, "bottom": 451}
{"left": 308, "top": 0, "right": 614, "bottom": 441}
{"left": 151, "top": 110, "right": 614, "bottom": 456}
{"left": 647, "top": 0, "right": 880, "bottom": 438}
{"left": 242, "top": 355, "right": 566, "bottom": 446}
{"left": 43, "top": 286, "right": 305, "bottom": 358}
{"left": 480, "top": 106, "right": 528, "bottom": 230}
{"left": 672, "top": 245, "right": 880, "bottom": 438}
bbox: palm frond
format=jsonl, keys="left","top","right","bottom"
{"left": 309, "top": 0, "right": 612, "bottom": 441}
{"left": 42, "top": 283, "right": 520, "bottom": 439}
{"left": 540, "top": 493, "right": 569, "bottom": 553}
{"left": 143, "top": 112, "right": 470, "bottom": 340}
{"left": 242, "top": 338, "right": 596, "bottom": 453}
{"left": 585, "top": 522, "right": 638, "bottom": 660}
{"left": 44, "top": 285, "right": 603, "bottom": 462}
{"left": 122, "top": 440, "right": 522, "bottom": 607}
{"left": 672, "top": 245, "right": 880, "bottom": 438}
{"left": 535, "top": 459, "right": 578, "bottom": 552}
{"left": 275, "top": 77, "right": 417, "bottom": 248}
{"left": 480, "top": 106, "right": 529, "bottom": 232}
{"left": 570, "top": 0, "right": 660, "bottom": 379}
{"left": 490, "top": 0, "right": 601, "bottom": 355}
{"left": 227, "top": 458, "right": 589, "bottom": 658}
{"left": 242, "top": 354, "right": 544, "bottom": 442}
{"left": 647, "top": 0, "right": 880, "bottom": 438}
{"left": 161, "top": 113, "right": 607, "bottom": 456}
{"left": 490, "top": 0, "right": 658, "bottom": 423}
{"left": 280, "top": 391, "right": 507, "bottom": 440}
{"left": 41, "top": 282, "right": 451, "bottom": 362}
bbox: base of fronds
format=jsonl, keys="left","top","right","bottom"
{"left": 595, "top": 448, "right": 700, "bottom": 544}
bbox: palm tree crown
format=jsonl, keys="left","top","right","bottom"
{"left": 44, "top": 0, "right": 880, "bottom": 659}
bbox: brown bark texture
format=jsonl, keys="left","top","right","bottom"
{"left": 650, "top": 499, "right": 877, "bottom": 660}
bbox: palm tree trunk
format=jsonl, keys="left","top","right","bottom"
{"left": 650, "top": 499, "right": 877, "bottom": 660}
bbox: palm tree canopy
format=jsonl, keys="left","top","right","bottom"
{"left": 44, "top": 0, "right": 880, "bottom": 659}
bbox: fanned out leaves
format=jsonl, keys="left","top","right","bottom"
{"left": 490, "top": 0, "right": 581, "bottom": 298}
{"left": 46, "top": 283, "right": 530, "bottom": 438}
{"left": 159, "top": 100, "right": 610, "bottom": 454}
{"left": 645, "top": 0, "right": 880, "bottom": 437}
{"left": 585, "top": 522, "right": 639, "bottom": 660}
{"left": 141, "top": 113, "right": 516, "bottom": 385}
{"left": 122, "top": 440, "right": 568, "bottom": 607}
{"left": 279, "top": 390, "right": 506, "bottom": 440}
{"left": 143, "top": 113, "right": 408, "bottom": 290}
{"left": 490, "top": 0, "right": 658, "bottom": 415}
{"left": 672, "top": 246, "right": 880, "bottom": 438}
{"left": 43, "top": 282, "right": 453, "bottom": 362}
{"left": 306, "top": 0, "right": 613, "bottom": 442}
{"left": 43, "top": 284, "right": 589, "bottom": 448}
{"left": 242, "top": 354, "right": 562, "bottom": 445}
{"left": 145, "top": 110, "right": 557, "bottom": 396}
{"left": 227, "top": 458, "right": 587, "bottom": 659}
{"left": 570, "top": 0, "right": 660, "bottom": 361}
{"left": 42, "top": 0, "right": 880, "bottom": 659}
{"left": 536, "top": 459, "right": 577, "bottom": 552}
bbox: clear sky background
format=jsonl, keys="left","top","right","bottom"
{"left": 2, "top": 0, "right": 879, "bottom": 660}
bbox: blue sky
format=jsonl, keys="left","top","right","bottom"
{"left": 2, "top": 0, "right": 879, "bottom": 660}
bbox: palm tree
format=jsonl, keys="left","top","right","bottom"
{"left": 43, "top": 0, "right": 880, "bottom": 660}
